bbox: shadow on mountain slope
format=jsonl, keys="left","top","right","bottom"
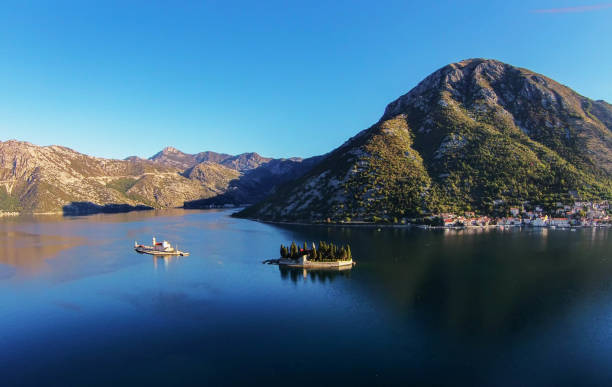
{"left": 184, "top": 155, "right": 324, "bottom": 208}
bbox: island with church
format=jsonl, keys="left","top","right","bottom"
{"left": 268, "top": 241, "right": 355, "bottom": 268}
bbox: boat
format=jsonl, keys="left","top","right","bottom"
{"left": 134, "top": 237, "right": 190, "bottom": 256}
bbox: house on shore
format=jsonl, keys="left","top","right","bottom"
{"left": 550, "top": 218, "right": 570, "bottom": 227}
{"left": 532, "top": 216, "right": 548, "bottom": 227}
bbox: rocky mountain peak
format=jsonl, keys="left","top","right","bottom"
{"left": 161, "top": 146, "right": 180, "bottom": 153}
{"left": 384, "top": 58, "right": 511, "bottom": 118}
{"left": 380, "top": 58, "right": 612, "bottom": 171}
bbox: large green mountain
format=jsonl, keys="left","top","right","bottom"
{"left": 236, "top": 59, "right": 612, "bottom": 222}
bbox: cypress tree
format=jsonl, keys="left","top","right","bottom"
{"left": 303, "top": 242, "right": 308, "bottom": 251}
{"left": 312, "top": 245, "right": 318, "bottom": 260}
{"left": 290, "top": 242, "right": 298, "bottom": 258}
{"left": 346, "top": 245, "right": 352, "bottom": 260}
{"left": 280, "top": 245, "right": 284, "bottom": 258}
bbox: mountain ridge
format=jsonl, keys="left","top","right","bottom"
{"left": 0, "top": 140, "right": 320, "bottom": 213}
{"left": 149, "top": 147, "right": 277, "bottom": 172}
{"left": 236, "top": 58, "right": 612, "bottom": 222}
{"left": 4, "top": 58, "right": 611, "bottom": 218}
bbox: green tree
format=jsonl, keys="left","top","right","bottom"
{"left": 290, "top": 242, "right": 298, "bottom": 258}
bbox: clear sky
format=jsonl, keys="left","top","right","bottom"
{"left": 0, "top": 1, "right": 610, "bottom": 160}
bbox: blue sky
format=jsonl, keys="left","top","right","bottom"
{"left": 0, "top": 1, "right": 610, "bottom": 159}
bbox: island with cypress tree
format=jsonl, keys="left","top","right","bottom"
{"left": 274, "top": 241, "right": 355, "bottom": 268}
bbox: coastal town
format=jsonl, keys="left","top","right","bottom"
{"left": 430, "top": 201, "right": 611, "bottom": 229}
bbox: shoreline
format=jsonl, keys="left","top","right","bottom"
{"left": 264, "top": 258, "right": 355, "bottom": 269}
{"left": 3, "top": 208, "right": 610, "bottom": 230}
{"left": 2, "top": 205, "right": 239, "bottom": 218}
{"left": 0, "top": 212, "right": 20, "bottom": 217}
{"left": 237, "top": 216, "right": 612, "bottom": 230}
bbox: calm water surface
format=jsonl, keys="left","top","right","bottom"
{"left": 1, "top": 209, "right": 612, "bottom": 386}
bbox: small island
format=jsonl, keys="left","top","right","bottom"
{"left": 271, "top": 241, "right": 355, "bottom": 268}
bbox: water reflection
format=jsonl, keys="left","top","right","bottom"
{"left": 269, "top": 223, "right": 612, "bottom": 338}
{"left": 278, "top": 265, "right": 352, "bottom": 283}
{"left": 0, "top": 208, "right": 215, "bottom": 224}
{"left": 0, "top": 230, "right": 85, "bottom": 273}
{"left": 151, "top": 255, "right": 185, "bottom": 271}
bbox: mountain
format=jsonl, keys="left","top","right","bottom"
{"left": 149, "top": 147, "right": 272, "bottom": 172}
{"left": 236, "top": 59, "right": 612, "bottom": 222}
{"left": 217, "top": 152, "right": 273, "bottom": 172}
{"left": 149, "top": 147, "right": 232, "bottom": 170}
{"left": 183, "top": 161, "right": 241, "bottom": 194}
{"left": 0, "top": 141, "right": 223, "bottom": 213}
{"left": 0, "top": 141, "right": 320, "bottom": 214}
{"left": 184, "top": 155, "right": 323, "bottom": 208}
{"left": 149, "top": 147, "right": 321, "bottom": 208}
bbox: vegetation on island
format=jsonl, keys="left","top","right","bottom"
{"left": 280, "top": 241, "right": 353, "bottom": 262}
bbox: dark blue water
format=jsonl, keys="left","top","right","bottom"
{"left": 1, "top": 209, "right": 611, "bottom": 386}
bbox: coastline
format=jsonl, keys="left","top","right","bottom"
{"left": 235, "top": 215, "right": 612, "bottom": 230}
{"left": 1, "top": 204, "right": 244, "bottom": 218}
{"left": 0, "top": 212, "right": 20, "bottom": 217}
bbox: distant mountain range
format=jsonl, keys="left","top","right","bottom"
{"left": 149, "top": 146, "right": 322, "bottom": 208}
{"left": 147, "top": 147, "right": 278, "bottom": 172}
{"left": 237, "top": 58, "right": 612, "bottom": 222}
{"left": 0, "top": 142, "right": 319, "bottom": 214}
{"left": 4, "top": 58, "right": 612, "bottom": 219}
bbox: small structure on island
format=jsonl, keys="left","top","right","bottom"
{"left": 275, "top": 241, "right": 355, "bottom": 269}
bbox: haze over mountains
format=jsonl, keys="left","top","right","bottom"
{"left": 238, "top": 59, "right": 612, "bottom": 222}
{"left": 2, "top": 59, "right": 611, "bottom": 219}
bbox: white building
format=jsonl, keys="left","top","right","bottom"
{"left": 550, "top": 218, "right": 570, "bottom": 227}
{"left": 532, "top": 216, "right": 548, "bottom": 227}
